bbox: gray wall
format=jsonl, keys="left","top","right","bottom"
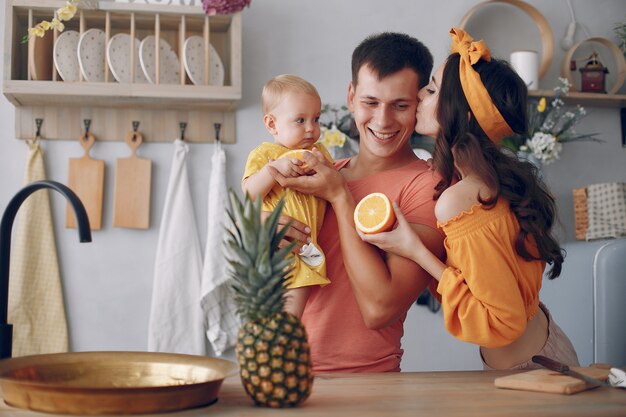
{"left": 1, "top": 0, "right": 625, "bottom": 370}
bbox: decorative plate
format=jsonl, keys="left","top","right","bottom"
{"left": 0, "top": 351, "right": 237, "bottom": 415}
{"left": 107, "top": 33, "right": 147, "bottom": 83}
{"left": 139, "top": 35, "right": 180, "bottom": 84}
{"left": 78, "top": 28, "right": 107, "bottom": 82}
{"left": 182, "top": 35, "right": 225, "bottom": 86}
{"left": 53, "top": 30, "right": 80, "bottom": 81}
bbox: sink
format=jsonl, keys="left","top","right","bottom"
{"left": 0, "top": 351, "right": 237, "bottom": 414}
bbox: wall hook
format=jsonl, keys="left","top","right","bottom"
{"left": 83, "top": 119, "right": 92, "bottom": 135}
{"left": 35, "top": 118, "right": 43, "bottom": 139}
{"left": 132, "top": 121, "right": 140, "bottom": 141}
{"left": 179, "top": 122, "right": 187, "bottom": 141}
{"left": 214, "top": 122, "right": 221, "bottom": 143}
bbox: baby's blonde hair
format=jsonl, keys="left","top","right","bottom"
{"left": 262, "top": 74, "right": 320, "bottom": 114}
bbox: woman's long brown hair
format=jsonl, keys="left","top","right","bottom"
{"left": 432, "top": 54, "right": 564, "bottom": 279}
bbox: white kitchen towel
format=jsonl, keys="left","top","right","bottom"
{"left": 8, "top": 140, "right": 69, "bottom": 356}
{"left": 200, "top": 141, "right": 240, "bottom": 356}
{"left": 148, "top": 139, "right": 205, "bottom": 355}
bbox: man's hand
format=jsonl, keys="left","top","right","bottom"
{"left": 267, "top": 148, "right": 347, "bottom": 204}
{"left": 261, "top": 211, "right": 311, "bottom": 253}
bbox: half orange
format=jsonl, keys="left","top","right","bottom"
{"left": 354, "top": 192, "right": 396, "bottom": 234}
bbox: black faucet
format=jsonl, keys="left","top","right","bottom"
{"left": 0, "top": 180, "right": 92, "bottom": 359}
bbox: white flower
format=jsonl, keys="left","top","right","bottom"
{"left": 524, "top": 132, "right": 562, "bottom": 165}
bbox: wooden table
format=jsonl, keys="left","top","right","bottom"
{"left": 1, "top": 371, "right": 625, "bottom": 416}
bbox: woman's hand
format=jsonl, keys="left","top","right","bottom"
{"left": 267, "top": 148, "right": 348, "bottom": 204}
{"left": 261, "top": 211, "right": 311, "bottom": 253}
{"left": 357, "top": 202, "right": 427, "bottom": 262}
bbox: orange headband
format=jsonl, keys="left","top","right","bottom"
{"left": 449, "top": 28, "right": 513, "bottom": 143}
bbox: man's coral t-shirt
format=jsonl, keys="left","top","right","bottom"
{"left": 301, "top": 158, "right": 440, "bottom": 372}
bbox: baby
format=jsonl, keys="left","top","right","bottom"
{"left": 242, "top": 74, "right": 333, "bottom": 318}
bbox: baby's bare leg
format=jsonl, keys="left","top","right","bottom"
{"left": 284, "top": 286, "right": 311, "bottom": 319}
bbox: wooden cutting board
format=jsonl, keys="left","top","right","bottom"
{"left": 66, "top": 132, "right": 104, "bottom": 230}
{"left": 494, "top": 366, "right": 610, "bottom": 395}
{"left": 28, "top": 30, "right": 53, "bottom": 81}
{"left": 113, "top": 130, "right": 152, "bottom": 229}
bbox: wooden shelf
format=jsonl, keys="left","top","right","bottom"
{"left": 528, "top": 90, "right": 626, "bottom": 108}
{"left": 2, "top": 0, "right": 242, "bottom": 142}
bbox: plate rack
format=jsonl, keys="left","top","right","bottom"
{"left": 3, "top": 0, "right": 242, "bottom": 143}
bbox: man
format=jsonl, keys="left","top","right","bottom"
{"left": 269, "top": 32, "right": 445, "bottom": 372}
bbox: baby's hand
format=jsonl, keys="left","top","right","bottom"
{"left": 269, "top": 157, "right": 308, "bottom": 178}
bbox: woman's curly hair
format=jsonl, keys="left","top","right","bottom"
{"left": 432, "top": 53, "right": 564, "bottom": 279}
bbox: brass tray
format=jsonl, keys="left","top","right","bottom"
{"left": 0, "top": 351, "right": 237, "bottom": 415}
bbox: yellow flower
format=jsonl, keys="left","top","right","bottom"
{"left": 49, "top": 18, "right": 65, "bottom": 32}
{"left": 537, "top": 97, "right": 547, "bottom": 113}
{"left": 57, "top": 2, "right": 78, "bottom": 22}
{"left": 318, "top": 125, "right": 347, "bottom": 148}
{"left": 29, "top": 24, "right": 46, "bottom": 38}
{"left": 23, "top": 0, "right": 78, "bottom": 43}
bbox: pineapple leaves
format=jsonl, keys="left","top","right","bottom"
{"left": 226, "top": 190, "right": 297, "bottom": 320}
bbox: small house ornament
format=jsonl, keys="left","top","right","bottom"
{"left": 578, "top": 52, "right": 609, "bottom": 93}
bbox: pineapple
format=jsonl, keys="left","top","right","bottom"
{"left": 225, "top": 191, "right": 314, "bottom": 408}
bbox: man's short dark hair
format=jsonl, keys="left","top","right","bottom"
{"left": 351, "top": 32, "right": 433, "bottom": 89}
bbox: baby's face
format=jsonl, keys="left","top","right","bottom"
{"left": 267, "top": 91, "right": 321, "bottom": 149}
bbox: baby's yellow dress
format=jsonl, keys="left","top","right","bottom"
{"left": 243, "top": 142, "right": 332, "bottom": 288}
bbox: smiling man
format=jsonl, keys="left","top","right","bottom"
{"left": 269, "top": 32, "right": 445, "bottom": 372}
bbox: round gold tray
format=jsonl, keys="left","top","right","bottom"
{"left": 0, "top": 351, "right": 237, "bottom": 415}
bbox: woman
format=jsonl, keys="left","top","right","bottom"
{"left": 358, "top": 28, "right": 579, "bottom": 370}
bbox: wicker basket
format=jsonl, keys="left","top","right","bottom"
{"left": 573, "top": 187, "right": 588, "bottom": 240}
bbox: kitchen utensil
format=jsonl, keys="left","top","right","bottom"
{"left": 183, "top": 35, "right": 225, "bottom": 86}
{"left": 107, "top": 33, "right": 148, "bottom": 83}
{"left": 66, "top": 129, "right": 104, "bottom": 230}
{"left": 139, "top": 35, "right": 180, "bottom": 84}
{"left": 78, "top": 28, "right": 107, "bottom": 82}
{"left": 113, "top": 127, "right": 152, "bottom": 229}
{"left": 0, "top": 351, "right": 237, "bottom": 415}
{"left": 53, "top": 30, "right": 80, "bottom": 81}
{"left": 532, "top": 355, "right": 610, "bottom": 387}
{"left": 494, "top": 365, "right": 610, "bottom": 395}
{"left": 28, "top": 30, "right": 53, "bottom": 80}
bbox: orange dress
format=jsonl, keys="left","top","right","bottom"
{"left": 436, "top": 198, "right": 545, "bottom": 349}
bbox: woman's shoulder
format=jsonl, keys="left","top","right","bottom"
{"left": 435, "top": 178, "right": 488, "bottom": 224}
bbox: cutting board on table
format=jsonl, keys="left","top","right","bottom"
{"left": 495, "top": 366, "right": 610, "bottom": 395}
{"left": 113, "top": 130, "right": 152, "bottom": 229}
{"left": 66, "top": 132, "right": 104, "bottom": 230}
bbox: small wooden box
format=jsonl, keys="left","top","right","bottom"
{"left": 573, "top": 187, "right": 588, "bottom": 240}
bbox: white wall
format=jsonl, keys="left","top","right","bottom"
{"left": 1, "top": 0, "right": 625, "bottom": 371}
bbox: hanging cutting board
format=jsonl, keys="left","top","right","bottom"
{"left": 66, "top": 132, "right": 104, "bottom": 230}
{"left": 494, "top": 366, "right": 610, "bottom": 395}
{"left": 112, "top": 130, "right": 152, "bottom": 229}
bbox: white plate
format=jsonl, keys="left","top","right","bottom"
{"left": 78, "top": 28, "right": 107, "bottom": 82}
{"left": 53, "top": 30, "right": 80, "bottom": 81}
{"left": 139, "top": 36, "right": 180, "bottom": 84}
{"left": 107, "top": 33, "right": 147, "bottom": 83}
{"left": 182, "top": 36, "right": 225, "bottom": 86}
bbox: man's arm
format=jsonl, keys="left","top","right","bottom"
{"left": 331, "top": 192, "right": 444, "bottom": 328}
